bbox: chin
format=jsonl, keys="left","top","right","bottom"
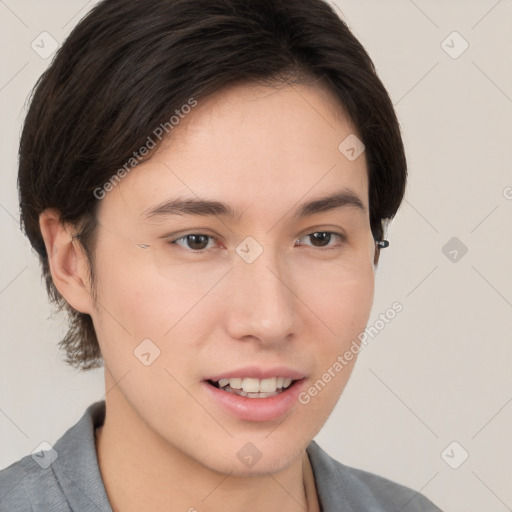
{"left": 192, "top": 435, "right": 311, "bottom": 477}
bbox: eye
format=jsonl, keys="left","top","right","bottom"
{"left": 295, "top": 231, "right": 346, "bottom": 248}
{"left": 171, "top": 234, "right": 217, "bottom": 251}
{"left": 168, "top": 231, "right": 346, "bottom": 252}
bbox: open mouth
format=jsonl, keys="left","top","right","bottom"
{"left": 207, "top": 377, "right": 297, "bottom": 398}
{"left": 203, "top": 373, "right": 306, "bottom": 421}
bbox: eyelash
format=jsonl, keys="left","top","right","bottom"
{"left": 169, "top": 231, "right": 347, "bottom": 253}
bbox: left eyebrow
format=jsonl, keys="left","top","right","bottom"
{"left": 293, "top": 189, "right": 366, "bottom": 218}
{"left": 141, "top": 188, "right": 366, "bottom": 221}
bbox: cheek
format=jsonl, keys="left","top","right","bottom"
{"left": 297, "top": 258, "right": 374, "bottom": 412}
{"left": 92, "top": 242, "right": 210, "bottom": 335}
{"left": 296, "top": 271, "right": 374, "bottom": 425}
{"left": 302, "top": 260, "right": 375, "bottom": 342}
{"left": 335, "top": 273, "right": 375, "bottom": 334}
{"left": 90, "top": 255, "right": 227, "bottom": 384}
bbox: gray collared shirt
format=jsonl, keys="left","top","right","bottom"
{"left": 0, "top": 401, "right": 442, "bottom": 511}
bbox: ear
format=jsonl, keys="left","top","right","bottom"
{"left": 39, "top": 209, "right": 94, "bottom": 314}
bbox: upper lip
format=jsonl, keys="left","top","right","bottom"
{"left": 206, "top": 366, "right": 306, "bottom": 382}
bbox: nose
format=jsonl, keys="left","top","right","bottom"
{"left": 224, "top": 247, "right": 296, "bottom": 345}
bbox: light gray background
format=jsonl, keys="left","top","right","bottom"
{"left": 1, "top": 1, "right": 511, "bottom": 511}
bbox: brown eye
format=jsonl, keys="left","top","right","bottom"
{"left": 173, "top": 234, "right": 215, "bottom": 251}
{"left": 309, "top": 232, "right": 331, "bottom": 247}
{"left": 295, "top": 231, "right": 346, "bottom": 249}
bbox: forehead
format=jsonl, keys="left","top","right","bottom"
{"left": 97, "top": 82, "right": 368, "bottom": 224}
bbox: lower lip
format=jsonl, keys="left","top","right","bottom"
{"left": 202, "top": 380, "right": 305, "bottom": 422}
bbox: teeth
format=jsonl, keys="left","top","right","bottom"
{"left": 223, "top": 388, "right": 280, "bottom": 398}
{"left": 259, "top": 377, "right": 277, "bottom": 392}
{"left": 216, "top": 377, "right": 294, "bottom": 393}
{"left": 242, "top": 378, "right": 260, "bottom": 393}
{"left": 247, "top": 391, "right": 277, "bottom": 398}
{"left": 228, "top": 378, "right": 243, "bottom": 389}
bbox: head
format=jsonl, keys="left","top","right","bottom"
{"left": 19, "top": 0, "right": 406, "bottom": 475}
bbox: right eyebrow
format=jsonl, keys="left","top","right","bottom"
{"left": 141, "top": 198, "right": 238, "bottom": 220}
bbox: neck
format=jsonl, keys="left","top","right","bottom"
{"left": 95, "top": 382, "right": 319, "bottom": 512}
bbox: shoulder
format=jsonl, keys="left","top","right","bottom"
{"left": 0, "top": 400, "right": 110, "bottom": 512}
{"left": 0, "top": 453, "right": 67, "bottom": 512}
{"left": 307, "top": 441, "right": 443, "bottom": 512}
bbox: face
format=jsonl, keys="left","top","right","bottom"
{"left": 87, "top": 82, "right": 376, "bottom": 476}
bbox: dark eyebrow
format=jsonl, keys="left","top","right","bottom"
{"left": 293, "top": 189, "right": 366, "bottom": 217}
{"left": 141, "top": 198, "right": 238, "bottom": 220}
{"left": 141, "top": 189, "right": 366, "bottom": 221}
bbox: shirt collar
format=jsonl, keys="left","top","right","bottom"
{"left": 52, "top": 400, "right": 112, "bottom": 511}
{"left": 52, "top": 400, "right": 350, "bottom": 512}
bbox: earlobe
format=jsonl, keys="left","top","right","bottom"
{"left": 39, "top": 209, "right": 93, "bottom": 314}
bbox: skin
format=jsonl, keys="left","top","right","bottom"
{"left": 40, "top": 81, "right": 378, "bottom": 512}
